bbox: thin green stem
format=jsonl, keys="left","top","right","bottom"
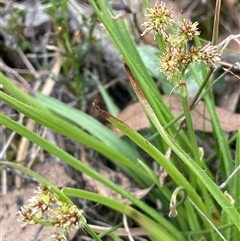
{"left": 0, "top": 113, "right": 185, "bottom": 240}
{"left": 189, "top": 65, "right": 234, "bottom": 183}
{"left": 183, "top": 223, "right": 235, "bottom": 235}
{"left": 84, "top": 225, "right": 102, "bottom": 241}
{"left": 181, "top": 94, "right": 200, "bottom": 165}
{"left": 189, "top": 68, "right": 214, "bottom": 110}
{"left": 64, "top": 188, "right": 179, "bottom": 241}
{"left": 125, "top": 70, "right": 240, "bottom": 230}
{"left": 205, "top": 133, "right": 237, "bottom": 164}
{"left": 97, "top": 223, "right": 123, "bottom": 239}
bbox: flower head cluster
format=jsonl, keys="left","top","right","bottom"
{"left": 50, "top": 232, "right": 66, "bottom": 241}
{"left": 158, "top": 46, "right": 189, "bottom": 80}
{"left": 178, "top": 19, "right": 200, "bottom": 42}
{"left": 141, "top": 2, "right": 173, "bottom": 37}
{"left": 198, "top": 44, "right": 221, "bottom": 68}
{"left": 18, "top": 186, "right": 59, "bottom": 225}
{"left": 18, "top": 186, "right": 83, "bottom": 241}
{"left": 52, "top": 203, "right": 83, "bottom": 230}
{"left": 142, "top": 2, "right": 221, "bottom": 83}
{"left": 159, "top": 43, "right": 220, "bottom": 80}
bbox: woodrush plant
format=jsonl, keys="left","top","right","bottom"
{"left": 0, "top": 1, "right": 239, "bottom": 241}
{"left": 140, "top": 2, "right": 221, "bottom": 167}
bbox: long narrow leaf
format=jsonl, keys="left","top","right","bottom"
{"left": 124, "top": 63, "right": 240, "bottom": 231}
{"left": 64, "top": 187, "right": 178, "bottom": 241}
{"left": 0, "top": 91, "right": 149, "bottom": 184}
{"left": 0, "top": 113, "right": 185, "bottom": 239}
{"left": 36, "top": 92, "right": 139, "bottom": 161}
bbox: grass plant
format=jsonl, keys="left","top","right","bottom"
{"left": 0, "top": 0, "right": 239, "bottom": 240}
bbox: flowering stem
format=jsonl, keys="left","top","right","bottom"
{"left": 84, "top": 225, "right": 102, "bottom": 241}
{"left": 189, "top": 66, "right": 214, "bottom": 110}
{"left": 180, "top": 89, "right": 200, "bottom": 166}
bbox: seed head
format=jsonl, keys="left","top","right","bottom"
{"left": 158, "top": 46, "right": 190, "bottom": 80}
{"left": 163, "top": 33, "right": 177, "bottom": 46}
{"left": 199, "top": 44, "right": 221, "bottom": 68}
{"left": 50, "top": 232, "right": 66, "bottom": 241}
{"left": 18, "top": 206, "right": 42, "bottom": 225}
{"left": 141, "top": 2, "right": 173, "bottom": 37}
{"left": 178, "top": 19, "right": 200, "bottom": 41}
{"left": 158, "top": 46, "right": 180, "bottom": 80}
{"left": 18, "top": 186, "right": 58, "bottom": 225}
{"left": 18, "top": 185, "right": 84, "bottom": 241}
{"left": 51, "top": 203, "right": 83, "bottom": 230}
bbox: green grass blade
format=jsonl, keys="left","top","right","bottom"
{"left": 63, "top": 187, "right": 181, "bottom": 241}
{"left": 188, "top": 64, "right": 234, "bottom": 184}
{"left": 0, "top": 72, "right": 50, "bottom": 113}
{"left": 36, "top": 92, "right": 138, "bottom": 161}
{"left": 97, "top": 82, "right": 120, "bottom": 116}
{"left": 0, "top": 113, "right": 185, "bottom": 240}
{"left": 87, "top": 1, "right": 182, "bottom": 138}
{"left": 0, "top": 160, "right": 72, "bottom": 204}
{"left": 0, "top": 91, "right": 149, "bottom": 185}
{"left": 121, "top": 64, "right": 240, "bottom": 231}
